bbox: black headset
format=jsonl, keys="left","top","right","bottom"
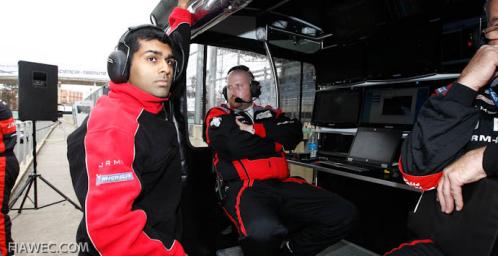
{"left": 222, "top": 65, "right": 261, "bottom": 100}
{"left": 107, "top": 24, "right": 178, "bottom": 84}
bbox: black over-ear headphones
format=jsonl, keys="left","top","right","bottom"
{"left": 222, "top": 65, "right": 261, "bottom": 100}
{"left": 107, "top": 24, "right": 178, "bottom": 84}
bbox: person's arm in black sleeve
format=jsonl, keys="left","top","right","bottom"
{"left": 399, "top": 83, "right": 480, "bottom": 190}
{"left": 426, "top": 45, "right": 498, "bottom": 212}
{"left": 483, "top": 144, "right": 498, "bottom": 176}
{"left": 253, "top": 108, "right": 303, "bottom": 150}
{"left": 205, "top": 109, "right": 282, "bottom": 161}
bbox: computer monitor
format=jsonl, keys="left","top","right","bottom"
{"left": 311, "top": 89, "right": 361, "bottom": 128}
{"left": 359, "top": 86, "right": 430, "bottom": 130}
{"left": 366, "top": 20, "right": 440, "bottom": 80}
{"left": 348, "top": 127, "right": 402, "bottom": 166}
{"left": 315, "top": 43, "right": 366, "bottom": 84}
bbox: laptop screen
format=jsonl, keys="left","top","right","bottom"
{"left": 348, "top": 127, "right": 402, "bottom": 165}
{"left": 318, "top": 133, "right": 354, "bottom": 158}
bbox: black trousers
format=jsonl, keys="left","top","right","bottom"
{"left": 222, "top": 178, "right": 357, "bottom": 256}
{"left": 403, "top": 178, "right": 498, "bottom": 256}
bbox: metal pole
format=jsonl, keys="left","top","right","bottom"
{"left": 208, "top": 46, "right": 218, "bottom": 109}
{"left": 194, "top": 44, "right": 205, "bottom": 124}
{"left": 263, "top": 40, "right": 280, "bottom": 108}
{"left": 299, "top": 62, "right": 303, "bottom": 121}
{"left": 32, "top": 121, "right": 38, "bottom": 208}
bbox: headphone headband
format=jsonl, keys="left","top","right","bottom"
{"left": 108, "top": 24, "right": 177, "bottom": 84}
{"left": 118, "top": 25, "right": 164, "bottom": 47}
{"left": 222, "top": 65, "right": 261, "bottom": 100}
{"left": 117, "top": 25, "right": 166, "bottom": 77}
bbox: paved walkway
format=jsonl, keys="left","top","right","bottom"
{"left": 10, "top": 116, "right": 82, "bottom": 256}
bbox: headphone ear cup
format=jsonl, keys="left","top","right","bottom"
{"left": 107, "top": 50, "right": 129, "bottom": 84}
{"left": 250, "top": 81, "right": 261, "bottom": 98}
{"left": 222, "top": 86, "right": 228, "bottom": 100}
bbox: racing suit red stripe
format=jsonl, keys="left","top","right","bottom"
{"left": 384, "top": 239, "right": 434, "bottom": 255}
{"left": 232, "top": 160, "right": 249, "bottom": 181}
{"left": 221, "top": 206, "right": 240, "bottom": 234}
{"left": 0, "top": 156, "right": 6, "bottom": 256}
{"left": 235, "top": 180, "right": 250, "bottom": 236}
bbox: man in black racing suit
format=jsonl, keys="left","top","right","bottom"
{"left": 387, "top": 1, "right": 498, "bottom": 255}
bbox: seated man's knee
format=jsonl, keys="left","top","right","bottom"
{"left": 244, "top": 218, "right": 287, "bottom": 243}
{"left": 240, "top": 218, "right": 287, "bottom": 254}
{"left": 341, "top": 200, "right": 358, "bottom": 227}
{"left": 323, "top": 197, "right": 358, "bottom": 233}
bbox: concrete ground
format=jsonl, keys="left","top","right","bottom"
{"left": 10, "top": 116, "right": 82, "bottom": 256}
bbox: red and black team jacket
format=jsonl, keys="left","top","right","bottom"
{"left": 0, "top": 102, "right": 18, "bottom": 256}
{"left": 67, "top": 8, "right": 191, "bottom": 256}
{"left": 400, "top": 82, "right": 498, "bottom": 190}
{"left": 203, "top": 104, "right": 303, "bottom": 182}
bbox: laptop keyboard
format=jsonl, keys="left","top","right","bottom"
{"left": 318, "top": 161, "right": 370, "bottom": 173}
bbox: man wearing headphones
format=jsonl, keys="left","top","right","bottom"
{"left": 203, "top": 65, "right": 356, "bottom": 256}
{"left": 67, "top": 1, "right": 191, "bottom": 255}
{"left": 386, "top": 0, "right": 498, "bottom": 255}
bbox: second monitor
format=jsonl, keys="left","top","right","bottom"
{"left": 311, "top": 88, "right": 361, "bottom": 128}
{"left": 359, "top": 86, "right": 429, "bottom": 129}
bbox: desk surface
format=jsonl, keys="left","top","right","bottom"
{"left": 287, "top": 159, "right": 420, "bottom": 192}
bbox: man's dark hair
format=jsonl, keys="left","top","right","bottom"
{"left": 119, "top": 27, "right": 174, "bottom": 60}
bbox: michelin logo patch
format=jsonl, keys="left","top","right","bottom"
{"left": 210, "top": 117, "right": 221, "bottom": 128}
{"left": 255, "top": 110, "right": 273, "bottom": 120}
{"left": 96, "top": 172, "right": 134, "bottom": 186}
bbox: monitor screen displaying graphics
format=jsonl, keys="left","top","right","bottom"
{"left": 348, "top": 127, "right": 402, "bottom": 166}
{"left": 359, "top": 86, "right": 430, "bottom": 129}
{"left": 311, "top": 89, "right": 361, "bottom": 128}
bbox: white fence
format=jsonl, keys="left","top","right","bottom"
{"left": 72, "top": 86, "right": 104, "bottom": 127}
{"left": 14, "top": 120, "right": 33, "bottom": 167}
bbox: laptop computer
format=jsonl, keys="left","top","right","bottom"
{"left": 318, "top": 133, "right": 355, "bottom": 159}
{"left": 319, "top": 127, "right": 402, "bottom": 172}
